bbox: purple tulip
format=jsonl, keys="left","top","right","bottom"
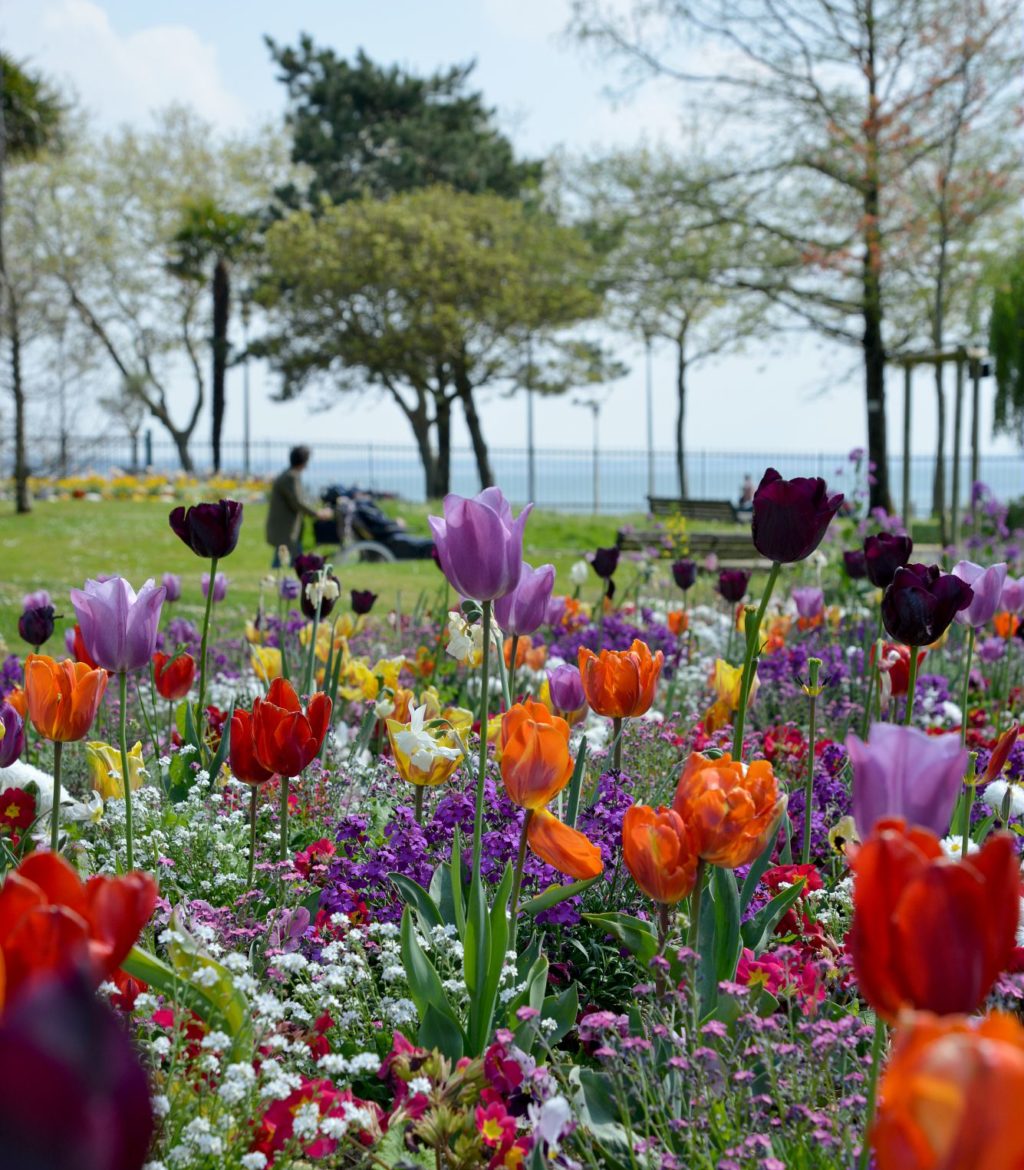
{"left": 351, "top": 589, "right": 378, "bottom": 616}
{"left": 843, "top": 550, "right": 867, "bottom": 580}
{"left": 70, "top": 576, "right": 166, "bottom": 674}
{"left": 427, "top": 488, "right": 532, "bottom": 602}
{"left": 294, "top": 552, "right": 326, "bottom": 579}
{"left": 548, "top": 663, "right": 586, "bottom": 716}
{"left": 951, "top": 560, "right": 1008, "bottom": 629}
{"left": 0, "top": 974, "right": 154, "bottom": 1170}
{"left": 791, "top": 586, "right": 824, "bottom": 620}
{"left": 545, "top": 596, "right": 566, "bottom": 628}
{"left": 717, "top": 569, "right": 750, "bottom": 604}
{"left": 18, "top": 605, "right": 55, "bottom": 648}
{"left": 977, "top": 636, "right": 1007, "bottom": 665}
{"left": 590, "top": 547, "right": 620, "bottom": 580}
{"left": 1001, "top": 574, "right": 1024, "bottom": 614}
{"left": 161, "top": 572, "right": 182, "bottom": 602}
{"left": 64, "top": 628, "right": 76, "bottom": 657}
{"left": 863, "top": 533, "right": 913, "bottom": 589}
{"left": 494, "top": 562, "right": 556, "bottom": 637}
{"left": 881, "top": 563, "right": 973, "bottom": 646}
{"left": 201, "top": 571, "right": 229, "bottom": 603}
{"left": 751, "top": 468, "right": 844, "bottom": 563}
{"left": 0, "top": 702, "right": 25, "bottom": 768}
{"left": 671, "top": 559, "right": 698, "bottom": 591}
{"left": 21, "top": 590, "right": 51, "bottom": 610}
{"left": 279, "top": 576, "right": 301, "bottom": 601}
{"left": 169, "top": 499, "right": 243, "bottom": 559}
{"left": 847, "top": 723, "right": 967, "bottom": 838}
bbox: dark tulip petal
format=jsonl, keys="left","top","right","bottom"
{"left": 864, "top": 533, "right": 914, "bottom": 588}
{"left": 591, "top": 547, "right": 620, "bottom": 580}
{"left": 843, "top": 550, "right": 867, "bottom": 579}
{"left": 672, "top": 559, "right": 698, "bottom": 591}
{"left": 752, "top": 469, "right": 843, "bottom": 563}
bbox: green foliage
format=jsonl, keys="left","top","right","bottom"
{"left": 0, "top": 53, "right": 64, "bottom": 163}
{"left": 991, "top": 250, "right": 1024, "bottom": 442}
{"left": 266, "top": 38, "right": 541, "bottom": 207}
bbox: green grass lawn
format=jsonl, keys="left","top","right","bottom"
{"left": 0, "top": 498, "right": 644, "bottom": 649}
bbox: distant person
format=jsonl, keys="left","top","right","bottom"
{"left": 266, "top": 446, "right": 333, "bottom": 566}
{"left": 737, "top": 474, "right": 755, "bottom": 514}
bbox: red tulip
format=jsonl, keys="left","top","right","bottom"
{"left": 152, "top": 652, "right": 197, "bottom": 702}
{"left": 849, "top": 818, "right": 1019, "bottom": 1021}
{"left": 230, "top": 708, "right": 275, "bottom": 785}
{"left": 252, "top": 678, "right": 332, "bottom": 777}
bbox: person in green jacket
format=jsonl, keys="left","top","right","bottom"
{"left": 265, "top": 446, "right": 333, "bottom": 566}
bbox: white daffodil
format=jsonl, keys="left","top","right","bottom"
{"left": 394, "top": 705, "right": 462, "bottom": 774}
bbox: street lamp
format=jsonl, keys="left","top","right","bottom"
{"left": 573, "top": 396, "right": 602, "bottom": 515}
{"left": 240, "top": 296, "right": 252, "bottom": 477}
{"left": 644, "top": 332, "right": 654, "bottom": 501}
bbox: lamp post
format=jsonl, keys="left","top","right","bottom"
{"left": 526, "top": 335, "right": 535, "bottom": 503}
{"left": 574, "top": 397, "right": 602, "bottom": 515}
{"left": 240, "top": 297, "right": 251, "bottom": 477}
{"left": 644, "top": 332, "right": 654, "bottom": 502}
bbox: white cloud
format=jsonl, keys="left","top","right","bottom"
{"left": 2, "top": 0, "right": 246, "bottom": 129}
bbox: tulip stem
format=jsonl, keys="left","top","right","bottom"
{"left": 612, "top": 716, "right": 623, "bottom": 775}
{"left": 472, "top": 600, "right": 492, "bottom": 883}
{"left": 508, "top": 634, "right": 520, "bottom": 704}
{"left": 279, "top": 776, "right": 290, "bottom": 862}
{"left": 732, "top": 561, "right": 781, "bottom": 759}
{"left": 903, "top": 646, "right": 920, "bottom": 726}
{"left": 687, "top": 860, "right": 707, "bottom": 949}
{"left": 50, "top": 740, "right": 63, "bottom": 854}
{"left": 413, "top": 784, "right": 424, "bottom": 825}
{"left": 960, "top": 625, "right": 976, "bottom": 748}
{"left": 802, "top": 682, "right": 819, "bottom": 867}
{"left": 509, "top": 808, "right": 533, "bottom": 938}
{"left": 247, "top": 784, "right": 258, "bottom": 889}
{"left": 118, "top": 671, "right": 135, "bottom": 871}
{"left": 858, "top": 1016, "right": 887, "bottom": 1170}
{"left": 859, "top": 612, "right": 883, "bottom": 740}
{"left": 961, "top": 753, "right": 978, "bottom": 859}
{"left": 196, "top": 554, "right": 219, "bottom": 754}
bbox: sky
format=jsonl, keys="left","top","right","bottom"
{"left": 1, "top": 0, "right": 1018, "bottom": 476}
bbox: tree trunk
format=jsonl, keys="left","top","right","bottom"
{"left": 435, "top": 395, "right": 452, "bottom": 498}
{"left": 675, "top": 332, "right": 688, "bottom": 499}
{"left": 211, "top": 256, "right": 230, "bottom": 473}
{"left": 171, "top": 429, "right": 194, "bottom": 473}
{"left": 932, "top": 365, "right": 947, "bottom": 542}
{"left": 9, "top": 295, "right": 28, "bottom": 514}
{"left": 456, "top": 370, "right": 494, "bottom": 490}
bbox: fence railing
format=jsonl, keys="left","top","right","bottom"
{"left": 8, "top": 433, "right": 1024, "bottom": 516}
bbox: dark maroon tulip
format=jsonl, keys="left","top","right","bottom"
{"left": 300, "top": 570, "right": 340, "bottom": 620}
{"left": 0, "top": 974, "right": 154, "bottom": 1170}
{"left": 843, "top": 550, "right": 867, "bottom": 580}
{"left": 0, "top": 701, "right": 25, "bottom": 767}
{"left": 717, "top": 569, "right": 750, "bottom": 603}
{"left": 351, "top": 589, "right": 378, "bottom": 616}
{"left": 671, "top": 559, "right": 698, "bottom": 591}
{"left": 590, "top": 547, "right": 620, "bottom": 580}
{"left": 18, "top": 604, "right": 55, "bottom": 648}
{"left": 169, "top": 499, "right": 243, "bottom": 559}
{"left": 294, "top": 552, "right": 326, "bottom": 579}
{"left": 881, "top": 563, "right": 974, "bottom": 646}
{"left": 751, "top": 469, "right": 844, "bottom": 563}
{"left": 863, "top": 533, "right": 913, "bottom": 589}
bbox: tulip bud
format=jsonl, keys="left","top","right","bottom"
{"left": 18, "top": 604, "right": 55, "bottom": 649}
{"left": 161, "top": 573, "right": 182, "bottom": 603}
{"left": 671, "top": 559, "right": 697, "bottom": 591}
{"left": 351, "top": 589, "right": 378, "bottom": 616}
{"left": 169, "top": 499, "right": 243, "bottom": 559}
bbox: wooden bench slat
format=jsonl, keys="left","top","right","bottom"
{"left": 647, "top": 496, "right": 741, "bottom": 523}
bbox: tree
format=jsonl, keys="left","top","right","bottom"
{"left": 570, "top": 0, "right": 1023, "bottom": 512}
{"left": 257, "top": 187, "right": 605, "bottom": 497}
{"left": 168, "top": 197, "right": 258, "bottom": 472}
{"left": 266, "top": 37, "right": 542, "bottom": 207}
{"left": 99, "top": 375, "right": 149, "bottom": 470}
{"left": 568, "top": 148, "right": 769, "bottom": 496}
{"left": 990, "top": 250, "right": 1024, "bottom": 443}
{"left": 0, "top": 54, "right": 64, "bottom": 513}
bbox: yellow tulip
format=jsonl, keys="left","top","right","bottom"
{"left": 386, "top": 707, "right": 464, "bottom": 787}
{"left": 442, "top": 705, "right": 474, "bottom": 736}
{"left": 244, "top": 620, "right": 266, "bottom": 645}
{"left": 86, "top": 739, "right": 146, "bottom": 800}
{"left": 340, "top": 659, "right": 380, "bottom": 702}
{"left": 372, "top": 656, "right": 406, "bottom": 692}
{"left": 251, "top": 646, "right": 283, "bottom": 683}
{"left": 703, "top": 658, "right": 759, "bottom": 734}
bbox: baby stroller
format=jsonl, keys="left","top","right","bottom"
{"left": 313, "top": 486, "right": 435, "bottom": 563}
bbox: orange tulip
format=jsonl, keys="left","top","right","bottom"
{"left": 527, "top": 807, "right": 603, "bottom": 879}
{"left": 500, "top": 701, "right": 573, "bottom": 810}
{"left": 24, "top": 655, "right": 108, "bottom": 743}
{"left": 672, "top": 751, "right": 786, "bottom": 869}
{"left": 622, "top": 804, "right": 698, "bottom": 904}
{"left": 873, "top": 1012, "right": 1024, "bottom": 1170}
{"left": 994, "top": 610, "right": 1020, "bottom": 639}
{"left": 578, "top": 639, "right": 663, "bottom": 719}
{"left": 4, "top": 686, "right": 27, "bottom": 720}
{"left": 666, "top": 610, "right": 689, "bottom": 637}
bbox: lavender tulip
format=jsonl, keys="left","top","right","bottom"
{"left": 544, "top": 596, "right": 566, "bottom": 628}
{"left": 494, "top": 561, "right": 556, "bottom": 637}
{"left": 791, "top": 586, "right": 824, "bottom": 620}
{"left": 846, "top": 722, "right": 967, "bottom": 838}
{"left": 279, "top": 576, "right": 301, "bottom": 601}
{"left": 70, "top": 576, "right": 166, "bottom": 674}
{"left": 548, "top": 663, "right": 586, "bottom": 717}
{"left": 428, "top": 488, "right": 532, "bottom": 602}
{"left": 1001, "top": 574, "right": 1024, "bottom": 614}
{"left": 0, "top": 701, "right": 25, "bottom": 767}
{"left": 161, "top": 572, "right": 182, "bottom": 602}
{"left": 201, "top": 571, "right": 229, "bottom": 603}
{"left": 952, "top": 560, "right": 1008, "bottom": 629}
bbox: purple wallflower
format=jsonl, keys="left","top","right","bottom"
{"left": 70, "top": 576, "right": 165, "bottom": 674}
{"left": 428, "top": 488, "right": 532, "bottom": 602}
{"left": 847, "top": 723, "right": 966, "bottom": 838}
{"left": 951, "top": 560, "right": 1008, "bottom": 629}
{"left": 751, "top": 468, "right": 843, "bottom": 563}
{"left": 279, "top": 576, "right": 301, "bottom": 601}
{"left": 494, "top": 561, "right": 556, "bottom": 637}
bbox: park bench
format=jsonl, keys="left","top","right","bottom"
{"left": 647, "top": 496, "right": 742, "bottom": 523}
{"left": 616, "top": 526, "right": 763, "bottom": 565}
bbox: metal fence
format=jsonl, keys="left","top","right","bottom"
{"left": 11, "top": 432, "right": 1024, "bottom": 516}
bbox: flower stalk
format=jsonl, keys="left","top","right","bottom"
{"left": 732, "top": 561, "right": 781, "bottom": 759}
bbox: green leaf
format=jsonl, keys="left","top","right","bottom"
{"left": 399, "top": 907, "right": 458, "bottom": 1028}
{"left": 739, "top": 834, "right": 775, "bottom": 913}
{"left": 540, "top": 981, "right": 579, "bottom": 1046}
{"left": 741, "top": 877, "right": 806, "bottom": 953}
{"left": 711, "top": 866, "right": 742, "bottom": 981}
{"left": 564, "top": 736, "right": 588, "bottom": 829}
{"left": 428, "top": 860, "right": 458, "bottom": 929}
{"left": 207, "top": 699, "right": 234, "bottom": 781}
{"left": 520, "top": 876, "right": 598, "bottom": 915}
{"left": 450, "top": 825, "right": 465, "bottom": 936}
{"left": 418, "top": 1002, "right": 465, "bottom": 1060}
{"left": 583, "top": 911, "right": 659, "bottom": 966}
{"left": 391, "top": 873, "right": 444, "bottom": 933}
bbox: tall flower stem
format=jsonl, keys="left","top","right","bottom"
{"left": 471, "top": 600, "right": 492, "bottom": 883}
{"left": 960, "top": 625, "right": 976, "bottom": 748}
{"left": 508, "top": 634, "right": 520, "bottom": 704}
{"left": 50, "top": 740, "right": 63, "bottom": 854}
{"left": 414, "top": 784, "right": 425, "bottom": 825}
{"left": 118, "top": 670, "right": 135, "bottom": 870}
{"left": 279, "top": 776, "right": 290, "bottom": 862}
{"left": 687, "top": 860, "right": 707, "bottom": 949}
{"left": 612, "top": 716, "right": 623, "bottom": 774}
{"left": 196, "top": 554, "right": 219, "bottom": 751}
{"left": 860, "top": 612, "right": 884, "bottom": 739}
{"left": 801, "top": 658, "right": 822, "bottom": 866}
{"left": 247, "top": 784, "right": 259, "bottom": 889}
{"left": 732, "top": 562, "right": 781, "bottom": 759}
{"left": 961, "top": 752, "right": 978, "bottom": 859}
{"left": 304, "top": 595, "right": 323, "bottom": 698}
{"left": 903, "top": 647, "right": 921, "bottom": 726}
{"left": 509, "top": 808, "right": 534, "bottom": 936}
{"left": 858, "top": 1017, "right": 887, "bottom": 1170}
